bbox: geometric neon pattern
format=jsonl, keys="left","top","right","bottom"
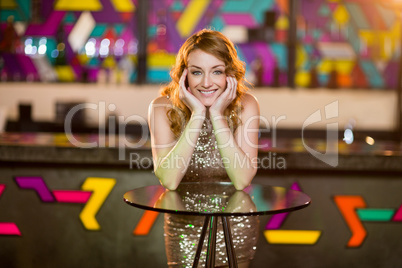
{"left": 53, "top": 190, "right": 92, "bottom": 203}
{"left": 298, "top": 1, "right": 400, "bottom": 89}
{"left": 263, "top": 182, "right": 322, "bottom": 245}
{"left": 176, "top": 0, "right": 211, "bottom": 38}
{"left": 147, "top": 0, "right": 283, "bottom": 85}
{"left": 54, "top": 0, "right": 102, "bottom": 11}
{"left": 264, "top": 230, "right": 321, "bottom": 245}
{"left": 356, "top": 209, "right": 395, "bottom": 221}
{"left": 14, "top": 176, "right": 116, "bottom": 231}
{"left": 334, "top": 195, "right": 402, "bottom": 247}
{"left": 132, "top": 186, "right": 165, "bottom": 236}
{"left": 394, "top": 205, "right": 402, "bottom": 221}
{"left": 15, "top": 177, "right": 55, "bottom": 202}
{"left": 0, "top": 184, "right": 21, "bottom": 236}
{"left": 79, "top": 177, "right": 116, "bottom": 230}
{"left": 0, "top": 184, "right": 4, "bottom": 196}
{"left": 3, "top": 0, "right": 398, "bottom": 88}
{"left": 1, "top": 1, "right": 138, "bottom": 83}
{"left": 145, "top": 0, "right": 401, "bottom": 88}
{"left": 334, "top": 195, "right": 367, "bottom": 247}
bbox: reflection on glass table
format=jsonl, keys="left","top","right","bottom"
{"left": 124, "top": 182, "right": 311, "bottom": 268}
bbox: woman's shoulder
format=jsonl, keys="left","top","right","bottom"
{"left": 241, "top": 92, "right": 259, "bottom": 110}
{"left": 149, "top": 96, "right": 173, "bottom": 120}
{"left": 150, "top": 95, "right": 171, "bottom": 106}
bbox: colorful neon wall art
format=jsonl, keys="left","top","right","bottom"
{"left": 14, "top": 176, "right": 116, "bottom": 231}
{"left": 3, "top": 0, "right": 398, "bottom": 88}
{"left": 264, "top": 182, "right": 322, "bottom": 245}
{"left": 0, "top": 184, "right": 21, "bottom": 236}
{"left": 132, "top": 186, "right": 165, "bottom": 235}
{"left": 3, "top": 176, "right": 402, "bottom": 248}
{"left": 334, "top": 195, "right": 402, "bottom": 248}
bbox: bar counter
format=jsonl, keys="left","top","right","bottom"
{"left": 1, "top": 132, "right": 401, "bottom": 172}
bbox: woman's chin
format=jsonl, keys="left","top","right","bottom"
{"left": 196, "top": 92, "right": 222, "bottom": 107}
{"left": 200, "top": 99, "right": 215, "bottom": 107}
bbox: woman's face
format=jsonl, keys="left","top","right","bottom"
{"left": 186, "top": 49, "right": 227, "bottom": 107}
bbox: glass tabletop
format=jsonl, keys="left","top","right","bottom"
{"left": 123, "top": 182, "right": 311, "bottom": 216}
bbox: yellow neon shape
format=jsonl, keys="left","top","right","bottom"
{"left": 54, "top": 0, "right": 102, "bottom": 11}
{"left": 333, "top": 4, "right": 349, "bottom": 26}
{"left": 77, "top": 54, "right": 90, "bottom": 65}
{"left": 295, "top": 45, "right": 307, "bottom": 69}
{"left": 111, "top": 0, "right": 135, "bottom": 12}
{"left": 102, "top": 56, "right": 117, "bottom": 69}
{"left": 54, "top": 66, "right": 76, "bottom": 82}
{"left": 148, "top": 52, "right": 176, "bottom": 68}
{"left": 79, "top": 177, "right": 116, "bottom": 230}
{"left": 334, "top": 60, "right": 354, "bottom": 74}
{"left": 295, "top": 70, "right": 310, "bottom": 88}
{"left": 275, "top": 15, "right": 289, "bottom": 31}
{"left": 1, "top": 0, "right": 17, "bottom": 9}
{"left": 317, "top": 59, "right": 333, "bottom": 73}
{"left": 264, "top": 230, "right": 321, "bottom": 244}
{"left": 176, "top": 0, "right": 211, "bottom": 38}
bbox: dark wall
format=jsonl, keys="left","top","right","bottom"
{"left": 1, "top": 164, "right": 402, "bottom": 268}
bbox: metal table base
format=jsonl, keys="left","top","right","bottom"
{"left": 192, "top": 215, "right": 238, "bottom": 268}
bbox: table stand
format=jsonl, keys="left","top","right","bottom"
{"left": 192, "top": 215, "right": 238, "bottom": 268}
{"left": 124, "top": 183, "right": 311, "bottom": 268}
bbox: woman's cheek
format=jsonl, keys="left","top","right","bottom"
{"left": 187, "top": 76, "right": 197, "bottom": 90}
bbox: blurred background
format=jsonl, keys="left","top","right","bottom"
{"left": 1, "top": 1, "right": 402, "bottom": 267}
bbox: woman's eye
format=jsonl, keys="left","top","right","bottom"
{"left": 192, "top": 71, "right": 201, "bottom": 75}
{"left": 214, "top": 70, "right": 223, "bottom": 75}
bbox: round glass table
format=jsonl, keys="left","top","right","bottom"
{"left": 123, "top": 182, "right": 311, "bottom": 268}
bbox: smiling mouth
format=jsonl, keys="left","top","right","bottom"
{"left": 199, "top": 89, "right": 218, "bottom": 95}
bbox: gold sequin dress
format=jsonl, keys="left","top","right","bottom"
{"left": 164, "top": 118, "right": 259, "bottom": 267}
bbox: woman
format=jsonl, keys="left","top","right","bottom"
{"left": 148, "top": 29, "right": 260, "bottom": 267}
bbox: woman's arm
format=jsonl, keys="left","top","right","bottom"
{"left": 148, "top": 97, "right": 205, "bottom": 190}
{"left": 210, "top": 79, "right": 260, "bottom": 190}
{"left": 148, "top": 69, "right": 207, "bottom": 190}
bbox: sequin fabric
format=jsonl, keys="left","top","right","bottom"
{"left": 164, "top": 118, "right": 259, "bottom": 267}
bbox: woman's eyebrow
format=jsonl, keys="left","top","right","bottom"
{"left": 188, "top": 64, "right": 225, "bottom": 69}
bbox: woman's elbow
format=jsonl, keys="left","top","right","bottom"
{"left": 161, "top": 181, "right": 179, "bottom": 191}
{"left": 232, "top": 177, "right": 252, "bottom": 190}
{"left": 232, "top": 170, "right": 257, "bottom": 190}
{"left": 155, "top": 169, "right": 180, "bottom": 190}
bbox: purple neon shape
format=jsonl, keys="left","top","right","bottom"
{"left": 165, "top": 4, "right": 185, "bottom": 52}
{"left": 25, "top": 11, "right": 66, "bottom": 36}
{"left": 254, "top": 42, "right": 275, "bottom": 85}
{"left": 265, "top": 182, "right": 302, "bottom": 230}
{"left": 91, "top": 0, "right": 123, "bottom": 24}
{"left": 221, "top": 13, "right": 256, "bottom": 27}
{"left": 15, "top": 177, "right": 55, "bottom": 202}
{"left": 194, "top": 1, "right": 220, "bottom": 34}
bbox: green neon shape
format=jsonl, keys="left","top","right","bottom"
{"left": 357, "top": 209, "right": 395, "bottom": 221}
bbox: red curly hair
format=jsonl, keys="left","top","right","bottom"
{"left": 160, "top": 29, "right": 250, "bottom": 138}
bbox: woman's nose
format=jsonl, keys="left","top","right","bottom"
{"left": 202, "top": 74, "right": 213, "bottom": 88}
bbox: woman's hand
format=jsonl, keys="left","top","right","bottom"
{"left": 209, "top": 76, "right": 237, "bottom": 116}
{"left": 179, "top": 69, "right": 206, "bottom": 116}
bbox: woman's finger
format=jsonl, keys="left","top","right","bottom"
{"left": 226, "top": 76, "right": 235, "bottom": 99}
{"left": 231, "top": 77, "right": 237, "bottom": 100}
{"left": 179, "top": 69, "right": 187, "bottom": 90}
